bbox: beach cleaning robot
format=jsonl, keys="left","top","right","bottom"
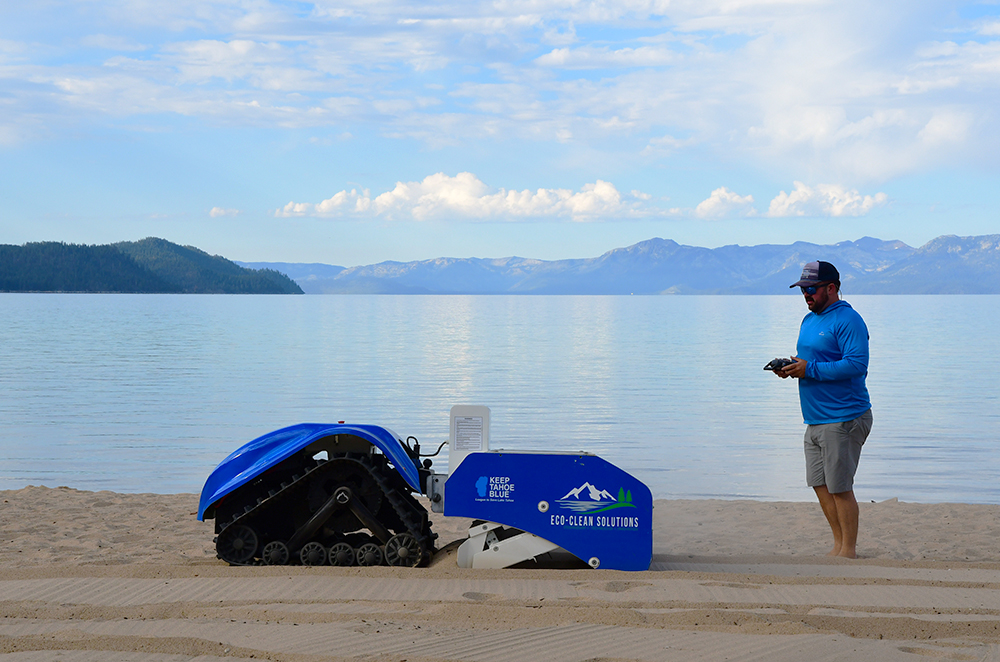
{"left": 198, "top": 406, "right": 652, "bottom": 571}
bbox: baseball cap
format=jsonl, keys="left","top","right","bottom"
{"left": 789, "top": 261, "right": 839, "bottom": 288}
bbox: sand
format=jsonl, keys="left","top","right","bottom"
{"left": 2, "top": 486, "right": 1000, "bottom": 661}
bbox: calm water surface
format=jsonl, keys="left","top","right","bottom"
{"left": 1, "top": 293, "right": 997, "bottom": 503}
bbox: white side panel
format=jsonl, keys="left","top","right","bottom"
{"left": 448, "top": 405, "right": 490, "bottom": 473}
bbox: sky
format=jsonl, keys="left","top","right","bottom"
{"left": 2, "top": 0, "right": 999, "bottom": 266}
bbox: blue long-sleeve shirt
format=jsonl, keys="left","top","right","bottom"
{"left": 796, "top": 299, "right": 871, "bottom": 425}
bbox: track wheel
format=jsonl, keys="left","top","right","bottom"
{"left": 217, "top": 524, "right": 258, "bottom": 565}
{"left": 384, "top": 533, "right": 421, "bottom": 567}
{"left": 328, "top": 542, "right": 355, "bottom": 567}
{"left": 261, "top": 541, "right": 290, "bottom": 566}
{"left": 356, "top": 542, "right": 384, "bottom": 567}
{"left": 300, "top": 542, "right": 328, "bottom": 566}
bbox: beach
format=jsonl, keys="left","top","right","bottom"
{"left": 2, "top": 486, "right": 999, "bottom": 661}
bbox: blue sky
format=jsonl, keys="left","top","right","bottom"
{"left": 2, "top": 0, "right": 999, "bottom": 265}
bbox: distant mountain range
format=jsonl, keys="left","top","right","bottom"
{"left": 240, "top": 234, "right": 1000, "bottom": 295}
{"left": 5, "top": 234, "right": 997, "bottom": 295}
{"left": 1, "top": 238, "right": 302, "bottom": 294}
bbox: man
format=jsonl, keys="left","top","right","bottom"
{"left": 774, "top": 261, "right": 873, "bottom": 559}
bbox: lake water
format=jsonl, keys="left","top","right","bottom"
{"left": 1, "top": 293, "right": 998, "bottom": 503}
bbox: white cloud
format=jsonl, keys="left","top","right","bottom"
{"left": 84, "top": 0, "right": 259, "bottom": 32}
{"left": 0, "top": 38, "right": 26, "bottom": 56}
{"left": 278, "top": 174, "right": 892, "bottom": 221}
{"left": 541, "top": 22, "right": 577, "bottom": 46}
{"left": 209, "top": 207, "right": 240, "bottom": 217}
{"left": 80, "top": 34, "right": 146, "bottom": 52}
{"left": 7, "top": 0, "right": 1000, "bottom": 185}
{"left": 535, "top": 45, "right": 678, "bottom": 69}
{"left": 643, "top": 134, "right": 695, "bottom": 155}
{"left": 160, "top": 39, "right": 325, "bottom": 91}
{"left": 277, "top": 173, "right": 649, "bottom": 221}
{"left": 766, "top": 182, "right": 888, "bottom": 217}
{"left": 694, "top": 187, "right": 755, "bottom": 219}
{"left": 977, "top": 20, "right": 1000, "bottom": 36}
{"left": 918, "top": 110, "right": 972, "bottom": 146}
{"left": 0, "top": 125, "right": 22, "bottom": 146}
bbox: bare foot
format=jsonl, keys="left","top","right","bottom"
{"left": 826, "top": 545, "right": 842, "bottom": 557}
{"left": 838, "top": 550, "right": 858, "bottom": 559}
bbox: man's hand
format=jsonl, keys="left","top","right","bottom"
{"left": 780, "top": 356, "right": 808, "bottom": 379}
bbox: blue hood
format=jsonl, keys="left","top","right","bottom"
{"left": 198, "top": 423, "right": 420, "bottom": 520}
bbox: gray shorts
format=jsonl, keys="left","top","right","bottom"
{"left": 804, "top": 409, "right": 873, "bottom": 494}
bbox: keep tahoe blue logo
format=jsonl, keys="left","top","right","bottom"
{"left": 475, "top": 475, "right": 514, "bottom": 500}
{"left": 557, "top": 481, "right": 636, "bottom": 514}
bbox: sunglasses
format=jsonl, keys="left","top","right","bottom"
{"left": 800, "top": 283, "right": 829, "bottom": 295}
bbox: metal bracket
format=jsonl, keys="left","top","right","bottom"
{"left": 425, "top": 473, "right": 446, "bottom": 513}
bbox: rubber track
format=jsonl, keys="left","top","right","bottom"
{"left": 216, "top": 453, "right": 435, "bottom": 566}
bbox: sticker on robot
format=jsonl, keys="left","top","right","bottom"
{"left": 555, "top": 482, "right": 637, "bottom": 514}
{"left": 475, "top": 475, "right": 515, "bottom": 502}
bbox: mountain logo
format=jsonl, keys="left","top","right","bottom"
{"left": 556, "top": 482, "right": 637, "bottom": 514}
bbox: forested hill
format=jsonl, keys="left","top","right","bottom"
{"left": 0, "top": 238, "right": 303, "bottom": 294}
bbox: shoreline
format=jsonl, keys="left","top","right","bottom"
{"left": 3, "top": 485, "right": 999, "bottom": 660}
{"left": 5, "top": 486, "right": 1000, "bottom": 566}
